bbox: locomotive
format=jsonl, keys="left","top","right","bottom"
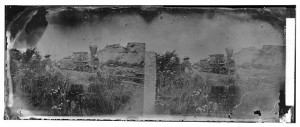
{"left": 59, "top": 45, "right": 100, "bottom": 73}
{"left": 197, "top": 47, "right": 235, "bottom": 75}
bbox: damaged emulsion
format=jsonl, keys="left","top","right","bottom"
{"left": 19, "top": 6, "right": 291, "bottom": 29}
{"left": 6, "top": 6, "right": 48, "bottom": 49}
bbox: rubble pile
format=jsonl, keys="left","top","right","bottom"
{"left": 97, "top": 42, "right": 145, "bottom": 64}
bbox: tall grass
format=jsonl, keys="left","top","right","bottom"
{"left": 84, "top": 74, "right": 132, "bottom": 115}
{"left": 156, "top": 70, "right": 241, "bottom": 116}
{"left": 9, "top": 49, "right": 132, "bottom": 116}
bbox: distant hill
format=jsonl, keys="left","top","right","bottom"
{"left": 97, "top": 42, "right": 145, "bottom": 65}
{"left": 234, "top": 45, "right": 285, "bottom": 67}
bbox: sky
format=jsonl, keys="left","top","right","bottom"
{"left": 12, "top": 7, "right": 285, "bottom": 62}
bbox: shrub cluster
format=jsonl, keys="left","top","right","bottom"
{"left": 9, "top": 49, "right": 70, "bottom": 115}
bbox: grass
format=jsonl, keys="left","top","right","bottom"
{"left": 156, "top": 65, "right": 283, "bottom": 120}
{"left": 12, "top": 69, "right": 133, "bottom": 116}
{"left": 8, "top": 49, "right": 134, "bottom": 117}
{"left": 85, "top": 74, "right": 132, "bottom": 115}
{"left": 156, "top": 71, "right": 241, "bottom": 116}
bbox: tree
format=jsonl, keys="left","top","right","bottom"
{"left": 156, "top": 50, "right": 181, "bottom": 88}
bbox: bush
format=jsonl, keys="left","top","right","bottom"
{"left": 9, "top": 49, "right": 71, "bottom": 115}
{"left": 156, "top": 50, "right": 181, "bottom": 88}
{"left": 17, "top": 67, "right": 70, "bottom": 115}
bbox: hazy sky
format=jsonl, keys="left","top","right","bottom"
{"left": 34, "top": 8, "right": 284, "bottom": 61}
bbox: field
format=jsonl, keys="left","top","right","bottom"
{"left": 155, "top": 65, "right": 284, "bottom": 121}
{"left": 5, "top": 48, "right": 285, "bottom": 122}
{"left": 5, "top": 49, "right": 144, "bottom": 118}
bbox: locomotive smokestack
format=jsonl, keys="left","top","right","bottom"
{"left": 225, "top": 47, "right": 234, "bottom": 60}
{"left": 89, "top": 45, "right": 97, "bottom": 58}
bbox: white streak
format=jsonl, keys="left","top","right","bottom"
{"left": 234, "top": 92, "right": 252, "bottom": 109}
{"left": 285, "top": 18, "right": 295, "bottom": 106}
{"left": 5, "top": 32, "right": 14, "bottom": 107}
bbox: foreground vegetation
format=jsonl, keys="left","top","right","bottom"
{"left": 7, "top": 48, "right": 133, "bottom": 117}
{"left": 155, "top": 50, "right": 241, "bottom": 116}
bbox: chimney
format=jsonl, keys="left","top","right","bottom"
{"left": 89, "top": 45, "right": 98, "bottom": 58}
{"left": 225, "top": 47, "right": 234, "bottom": 61}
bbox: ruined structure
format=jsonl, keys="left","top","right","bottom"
{"left": 97, "top": 42, "right": 145, "bottom": 64}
